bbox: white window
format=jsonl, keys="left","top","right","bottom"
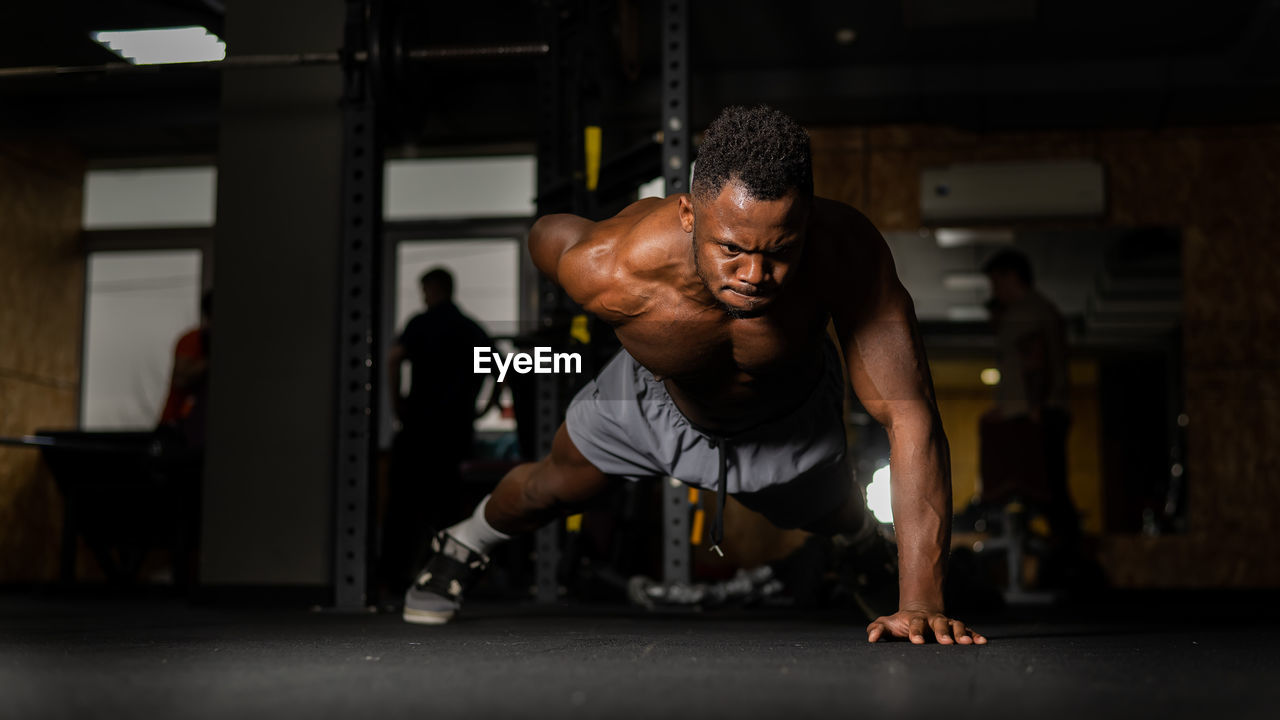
{"left": 384, "top": 156, "right": 536, "bottom": 220}
{"left": 81, "top": 250, "right": 203, "bottom": 429}
{"left": 82, "top": 167, "right": 216, "bottom": 230}
{"left": 393, "top": 240, "right": 520, "bottom": 433}
{"left": 395, "top": 239, "right": 521, "bottom": 338}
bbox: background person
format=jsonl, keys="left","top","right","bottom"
{"left": 158, "top": 289, "right": 212, "bottom": 449}
{"left": 379, "top": 268, "right": 492, "bottom": 597}
{"left": 982, "top": 250, "right": 1084, "bottom": 584}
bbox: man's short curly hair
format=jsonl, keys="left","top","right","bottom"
{"left": 692, "top": 105, "right": 813, "bottom": 203}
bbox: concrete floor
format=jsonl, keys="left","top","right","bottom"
{"left": 3, "top": 590, "right": 1276, "bottom": 719}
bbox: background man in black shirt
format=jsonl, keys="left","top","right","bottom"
{"left": 379, "top": 267, "right": 492, "bottom": 596}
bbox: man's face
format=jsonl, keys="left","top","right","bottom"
{"left": 985, "top": 270, "right": 1019, "bottom": 306}
{"left": 680, "top": 181, "right": 808, "bottom": 319}
{"left": 421, "top": 282, "right": 448, "bottom": 309}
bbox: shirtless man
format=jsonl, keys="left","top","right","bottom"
{"left": 404, "top": 105, "right": 985, "bottom": 645}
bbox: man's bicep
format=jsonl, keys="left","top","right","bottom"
{"left": 529, "top": 214, "right": 594, "bottom": 282}
{"left": 844, "top": 293, "right": 939, "bottom": 430}
{"left": 833, "top": 233, "right": 938, "bottom": 428}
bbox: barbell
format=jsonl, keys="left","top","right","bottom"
{"left": 0, "top": 44, "right": 549, "bottom": 79}
{"left": 0, "top": 0, "right": 549, "bottom": 128}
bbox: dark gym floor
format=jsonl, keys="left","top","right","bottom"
{"left": 3, "top": 590, "right": 1276, "bottom": 720}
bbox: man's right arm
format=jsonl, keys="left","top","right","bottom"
{"left": 528, "top": 214, "right": 595, "bottom": 287}
{"left": 529, "top": 213, "right": 631, "bottom": 323}
{"left": 530, "top": 200, "right": 661, "bottom": 322}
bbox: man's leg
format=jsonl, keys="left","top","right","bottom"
{"left": 483, "top": 423, "right": 616, "bottom": 536}
{"left": 403, "top": 423, "right": 614, "bottom": 624}
{"left": 743, "top": 463, "right": 897, "bottom": 621}
{"left": 801, "top": 488, "right": 874, "bottom": 537}
{"left": 810, "top": 489, "right": 900, "bottom": 620}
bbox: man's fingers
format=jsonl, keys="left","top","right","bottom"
{"left": 929, "top": 615, "right": 954, "bottom": 644}
{"left": 866, "top": 614, "right": 988, "bottom": 645}
{"left": 908, "top": 616, "right": 926, "bottom": 644}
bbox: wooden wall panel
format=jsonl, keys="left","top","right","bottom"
{"left": 0, "top": 141, "right": 85, "bottom": 583}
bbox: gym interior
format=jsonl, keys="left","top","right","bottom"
{"left": 2, "top": 1, "right": 1278, "bottom": 717}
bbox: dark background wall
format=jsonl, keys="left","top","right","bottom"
{"left": 200, "top": 0, "right": 345, "bottom": 587}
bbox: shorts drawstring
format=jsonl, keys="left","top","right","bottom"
{"left": 708, "top": 437, "right": 727, "bottom": 557}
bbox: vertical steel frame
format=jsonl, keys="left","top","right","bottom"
{"left": 661, "top": 0, "right": 691, "bottom": 196}
{"left": 660, "top": 0, "right": 692, "bottom": 586}
{"left": 332, "top": 0, "right": 382, "bottom": 611}
{"left": 532, "top": 0, "right": 570, "bottom": 604}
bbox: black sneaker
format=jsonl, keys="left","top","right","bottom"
{"left": 403, "top": 532, "right": 488, "bottom": 625}
{"left": 831, "top": 524, "right": 899, "bottom": 621}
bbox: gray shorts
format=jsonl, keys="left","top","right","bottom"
{"left": 564, "top": 338, "right": 852, "bottom": 530}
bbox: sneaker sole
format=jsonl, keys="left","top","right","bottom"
{"left": 402, "top": 607, "right": 455, "bottom": 625}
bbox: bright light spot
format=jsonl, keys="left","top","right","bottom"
{"left": 637, "top": 177, "right": 665, "bottom": 199}
{"left": 92, "top": 27, "right": 226, "bottom": 65}
{"left": 866, "top": 464, "right": 893, "bottom": 524}
{"left": 980, "top": 368, "right": 1001, "bottom": 386}
{"left": 834, "top": 28, "right": 857, "bottom": 45}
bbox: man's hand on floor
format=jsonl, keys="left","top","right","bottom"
{"left": 866, "top": 608, "right": 987, "bottom": 645}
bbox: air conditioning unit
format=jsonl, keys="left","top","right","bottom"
{"left": 920, "top": 160, "right": 1105, "bottom": 224}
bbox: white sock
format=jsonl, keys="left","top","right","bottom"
{"left": 445, "top": 495, "right": 510, "bottom": 555}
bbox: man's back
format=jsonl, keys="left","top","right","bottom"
{"left": 399, "top": 302, "right": 490, "bottom": 426}
{"left": 533, "top": 194, "right": 888, "bottom": 429}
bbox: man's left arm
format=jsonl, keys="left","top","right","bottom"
{"left": 826, "top": 211, "right": 986, "bottom": 645}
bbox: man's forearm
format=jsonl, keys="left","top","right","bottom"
{"left": 887, "top": 415, "right": 952, "bottom": 610}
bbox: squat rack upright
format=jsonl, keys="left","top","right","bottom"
{"left": 329, "top": 0, "right": 694, "bottom": 611}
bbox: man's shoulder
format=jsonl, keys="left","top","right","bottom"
{"left": 811, "top": 197, "right": 879, "bottom": 242}
{"left": 583, "top": 196, "right": 677, "bottom": 254}
{"left": 561, "top": 197, "right": 683, "bottom": 319}
{"left": 398, "top": 310, "right": 434, "bottom": 339}
{"left": 808, "top": 197, "right": 889, "bottom": 272}
{"left": 1002, "top": 293, "right": 1059, "bottom": 334}
{"left": 459, "top": 311, "right": 491, "bottom": 341}
{"left": 1027, "top": 290, "right": 1066, "bottom": 325}
{"left": 175, "top": 327, "right": 204, "bottom": 356}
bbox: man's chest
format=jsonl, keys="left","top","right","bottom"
{"left": 613, "top": 299, "right": 827, "bottom": 381}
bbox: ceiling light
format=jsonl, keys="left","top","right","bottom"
{"left": 92, "top": 27, "right": 226, "bottom": 65}
{"left": 980, "top": 368, "right": 1001, "bottom": 386}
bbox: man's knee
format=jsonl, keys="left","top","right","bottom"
{"left": 517, "top": 458, "right": 562, "bottom": 512}
{"left": 521, "top": 453, "right": 608, "bottom": 513}
{"left": 799, "top": 486, "right": 869, "bottom": 536}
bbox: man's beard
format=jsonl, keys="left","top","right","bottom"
{"left": 692, "top": 243, "right": 768, "bottom": 319}
{"left": 720, "top": 300, "right": 766, "bottom": 320}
